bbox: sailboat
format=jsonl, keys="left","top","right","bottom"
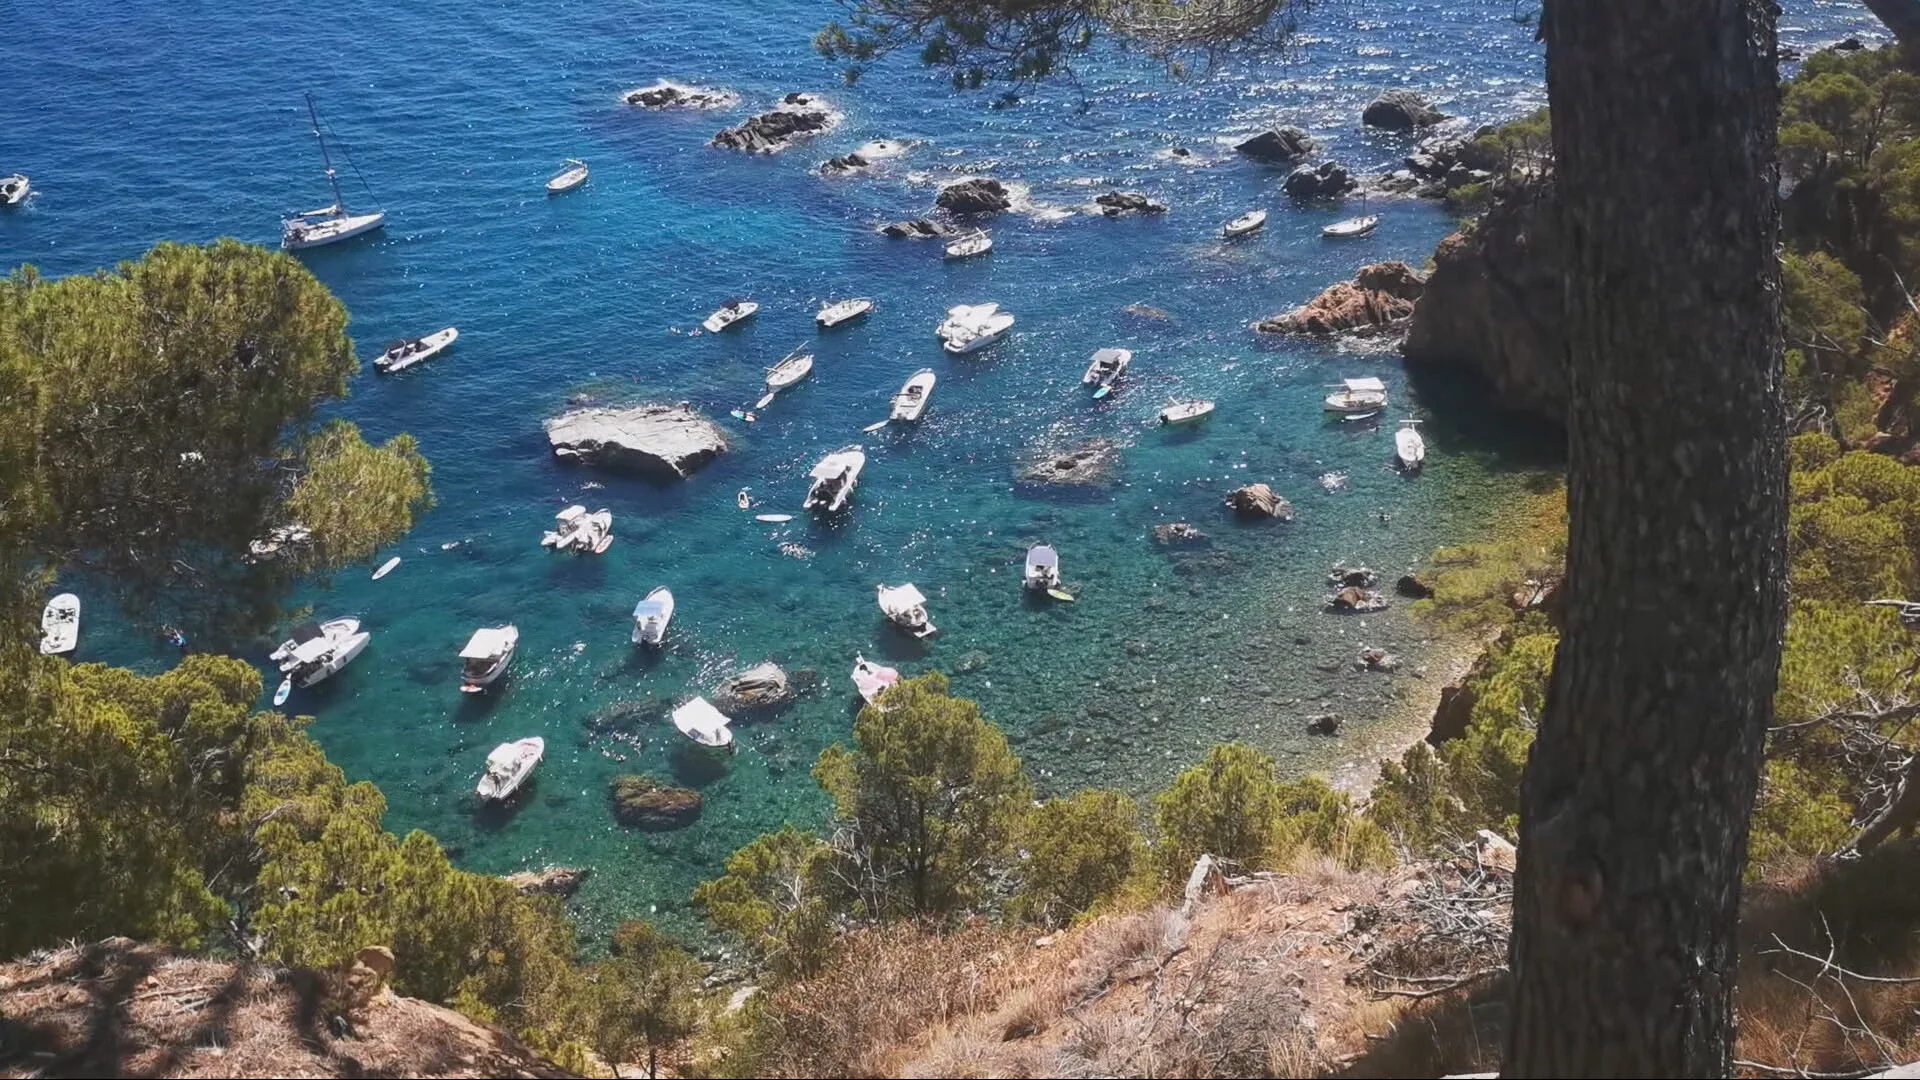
{"left": 281, "top": 93, "right": 386, "bottom": 250}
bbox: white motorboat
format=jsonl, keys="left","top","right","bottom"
{"left": 373, "top": 327, "right": 458, "bottom": 373}
{"left": 1024, "top": 545, "right": 1060, "bottom": 591}
{"left": 476, "top": 737, "right": 545, "bottom": 800}
{"left": 281, "top": 93, "right": 387, "bottom": 250}
{"left": 703, "top": 299, "right": 758, "bottom": 333}
{"left": 1082, "top": 348, "right": 1131, "bottom": 397}
{"left": 816, "top": 297, "right": 874, "bottom": 328}
{"left": 1159, "top": 399, "right": 1215, "bottom": 425}
{"left": 943, "top": 311, "right": 1014, "bottom": 355}
{"left": 672, "top": 696, "right": 735, "bottom": 749}
{"left": 273, "top": 616, "right": 370, "bottom": 689}
{"left": 851, "top": 654, "right": 900, "bottom": 704}
{"left": 1395, "top": 420, "right": 1427, "bottom": 471}
{"left": 935, "top": 302, "right": 999, "bottom": 340}
{"left": 890, "top": 368, "right": 937, "bottom": 421}
{"left": 39, "top": 593, "right": 78, "bottom": 656}
{"left": 805, "top": 444, "right": 866, "bottom": 512}
{"left": 632, "top": 586, "right": 675, "bottom": 646}
{"left": 546, "top": 158, "right": 589, "bottom": 194}
{"left": 1322, "top": 214, "right": 1379, "bottom": 239}
{"left": 763, "top": 345, "right": 815, "bottom": 396}
{"left": 540, "top": 505, "right": 613, "bottom": 554}
{"left": 246, "top": 523, "right": 312, "bottom": 563}
{"left": 0, "top": 174, "right": 29, "bottom": 207}
{"left": 1223, "top": 209, "right": 1267, "bottom": 238}
{"left": 1325, "top": 376, "right": 1389, "bottom": 414}
{"left": 944, "top": 228, "right": 993, "bottom": 259}
{"left": 459, "top": 624, "right": 519, "bottom": 693}
{"left": 877, "top": 582, "right": 937, "bottom": 638}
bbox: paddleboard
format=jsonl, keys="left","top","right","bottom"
{"left": 1343, "top": 411, "right": 1381, "bottom": 423}
{"left": 862, "top": 419, "right": 890, "bottom": 433}
{"left": 273, "top": 676, "right": 292, "bottom": 707}
{"left": 755, "top": 391, "right": 777, "bottom": 409}
{"left": 1093, "top": 386, "right": 1110, "bottom": 399}
{"left": 1047, "top": 589, "right": 1075, "bottom": 602}
{"left": 756, "top": 513, "right": 794, "bottom": 523}
{"left": 372, "top": 556, "right": 401, "bottom": 580}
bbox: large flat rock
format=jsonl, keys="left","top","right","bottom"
{"left": 544, "top": 403, "right": 728, "bottom": 479}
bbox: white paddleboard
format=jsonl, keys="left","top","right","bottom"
{"left": 756, "top": 514, "right": 794, "bottom": 523}
{"left": 273, "top": 676, "right": 292, "bottom": 707}
{"left": 372, "top": 556, "right": 401, "bottom": 580}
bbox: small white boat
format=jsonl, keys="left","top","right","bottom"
{"left": 476, "top": 737, "right": 545, "bottom": 800}
{"left": 373, "top": 327, "right": 458, "bottom": 373}
{"left": 459, "top": 624, "right": 518, "bottom": 693}
{"left": 540, "top": 505, "right": 613, "bottom": 554}
{"left": 39, "top": 593, "right": 79, "bottom": 656}
{"left": 703, "top": 299, "right": 758, "bottom": 334}
{"left": 761, "top": 345, "right": 815, "bottom": 403}
{"left": 944, "top": 228, "right": 992, "bottom": 259}
{"left": 0, "top": 174, "right": 29, "bottom": 207}
{"left": 816, "top": 297, "right": 874, "bottom": 328}
{"left": 943, "top": 311, "right": 1014, "bottom": 355}
{"left": 282, "top": 94, "right": 387, "bottom": 250}
{"left": 1223, "top": 209, "right": 1267, "bottom": 238}
{"left": 877, "top": 582, "right": 937, "bottom": 638}
{"left": 545, "top": 158, "right": 589, "bottom": 194}
{"left": 1322, "top": 214, "right": 1379, "bottom": 239}
{"left": 273, "top": 616, "right": 370, "bottom": 689}
{"left": 372, "top": 556, "right": 401, "bottom": 580}
{"left": 1325, "top": 376, "right": 1389, "bottom": 414}
{"left": 672, "top": 696, "right": 736, "bottom": 749}
{"left": 851, "top": 654, "right": 900, "bottom": 704}
{"left": 1159, "top": 399, "right": 1215, "bottom": 425}
{"left": 1024, "top": 545, "right": 1060, "bottom": 591}
{"left": 632, "top": 586, "right": 674, "bottom": 646}
{"left": 890, "top": 368, "right": 937, "bottom": 422}
{"left": 1395, "top": 419, "right": 1427, "bottom": 471}
{"left": 1082, "top": 348, "right": 1131, "bottom": 397}
{"left": 805, "top": 444, "right": 866, "bottom": 513}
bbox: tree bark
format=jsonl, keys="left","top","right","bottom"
{"left": 1862, "top": 0, "right": 1920, "bottom": 51}
{"left": 1504, "top": 3, "right": 1787, "bottom": 1077}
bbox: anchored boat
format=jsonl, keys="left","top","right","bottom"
{"left": 703, "top": 298, "right": 758, "bottom": 333}
{"left": 877, "top": 582, "right": 938, "bottom": 638}
{"left": 459, "top": 625, "right": 519, "bottom": 693}
{"left": 632, "top": 586, "right": 675, "bottom": 646}
{"left": 805, "top": 445, "right": 866, "bottom": 512}
{"left": 373, "top": 327, "right": 457, "bottom": 373}
{"left": 1223, "top": 209, "right": 1267, "bottom": 238}
{"left": 281, "top": 92, "right": 386, "bottom": 250}
{"left": 39, "top": 593, "right": 79, "bottom": 656}
{"left": 1395, "top": 419, "right": 1427, "bottom": 472}
{"left": 476, "top": 737, "right": 545, "bottom": 800}
{"left": 545, "top": 158, "right": 589, "bottom": 194}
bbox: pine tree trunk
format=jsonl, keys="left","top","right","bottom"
{"left": 1862, "top": 0, "right": 1920, "bottom": 50}
{"left": 1503, "top": 2, "right": 1787, "bottom": 1076}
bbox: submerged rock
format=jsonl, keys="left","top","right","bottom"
{"left": 715, "top": 662, "right": 792, "bottom": 711}
{"left": 1357, "top": 647, "right": 1401, "bottom": 672}
{"left": 1363, "top": 89, "right": 1448, "bottom": 131}
{"left": 1016, "top": 438, "right": 1120, "bottom": 487}
{"left": 1122, "top": 303, "right": 1175, "bottom": 325}
{"left": 1283, "top": 160, "right": 1357, "bottom": 199}
{"left": 937, "top": 177, "right": 1013, "bottom": 214}
{"left": 545, "top": 403, "right": 729, "bottom": 479}
{"left": 1256, "top": 261, "right": 1427, "bottom": 336}
{"left": 503, "top": 866, "right": 590, "bottom": 898}
{"left": 1236, "top": 126, "right": 1316, "bottom": 163}
{"left": 1328, "top": 586, "right": 1389, "bottom": 613}
{"left": 1152, "top": 522, "right": 1208, "bottom": 546}
{"left": 610, "top": 774, "right": 702, "bottom": 831}
{"left": 879, "top": 218, "right": 952, "bottom": 239}
{"left": 1329, "top": 564, "right": 1380, "bottom": 589}
{"left": 1225, "top": 483, "right": 1294, "bottom": 519}
{"left": 1094, "top": 191, "right": 1168, "bottom": 216}
{"left": 712, "top": 99, "right": 833, "bottom": 153}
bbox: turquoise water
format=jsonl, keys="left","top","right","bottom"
{"left": 2, "top": 1, "right": 1878, "bottom": 938}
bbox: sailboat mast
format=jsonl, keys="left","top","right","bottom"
{"left": 305, "top": 92, "right": 346, "bottom": 212}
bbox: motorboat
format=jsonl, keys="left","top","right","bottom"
{"left": 1395, "top": 419, "right": 1427, "bottom": 471}
{"left": 39, "top": 593, "right": 78, "bottom": 656}
{"left": 540, "top": 505, "right": 613, "bottom": 554}
{"left": 877, "top": 582, "right": 937, "bottom": 638}
{"left": 1325, "top": 377, "right": 1388, "bottom": 414}
{"left": 942, "top": 310, "right": 1014, "bottom": 355}
{"left": 632, "top": 586, "right": 674, "bottom": 646}
{"left": 817, "top": 297, "right": 874, "bottom": 328}
{"left": 373, "top": 327, "right": 458, "bottom": 373}
{"left": 459, "top": 624, "right": 519, "bottom": 693}
{"left": 281, "top": 93, "right": 387, "bottom": 250}
{"left": 890, "top": 368, "right": 937, "bottom": 421}
{"left": 1322, "top": 214, "right": 1379, "bottom": 239}
{"left": 0, "top": 174, "right": 29, "bottom": 207}
{"left": 1223, "top": 209, "right": 1267, "bottom": 238}
{"left": 761, "top": 345, "right": 815, "bottom": 402}
{"left": 1082, "top": 348, "right": 1131, "bottom": 397}
{"left": 672, "top": 696, "right": 735, "bottom": 749}
{"left": 546, "top": 158, "right": 589, "bottom": 194}
{"left": 944, "top": 228, "right": 992, "bottom": 259}
{"left": 273, "top": 616, "right": 370, "bottom": 689}
{"left": 1024, "top": 545, "right": 1060, "bottom": 591}
{"left": 851, "top": 654, "right": 900, "bottom": 705}
{"left": 804, "top": 445, "right": 866, "bottom": 512}
{"left": 476, "top": 737, "right": 545, "bottom": 800}
{"left": 246, "top": 523, "right": 312, "bottom": 563}
{"left": 935, "top": 302, "right": 999, "bottom": 340}
{"left": 703, "top": 298, "right": 758, "bottom": 333}
{"left": 1159, "top": 399, "right": 1216, "bottom": 425}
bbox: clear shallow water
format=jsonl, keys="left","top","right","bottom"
{"left": 2, "top": 1, "right": 1878, "bottom": 937}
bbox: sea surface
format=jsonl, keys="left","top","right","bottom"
{"left": 0, "top": 0, "right": 1879, "bottom": 939}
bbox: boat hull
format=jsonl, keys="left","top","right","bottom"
{"left": 375, "top": 327, "right": 459, "bottom": 373}
{"left": 0, "top": 176, "right": 29, "bottom": 207}
{"left": 546, "top": 167, "right": 588, "bottom": 194}
{"left": 296, "top": 631, "right": 370, "bottom": 688}
{"left": 817, "top": 300, "right": 873, "bottom": 328}
{"left": 283, "top": 210, "right": 387, "bottom": 250}
{"left": 39, "top": 593, "right": 79, "bottom": 656}
{"left": 943, "top": 324, "right": 1010, "bottom": 355}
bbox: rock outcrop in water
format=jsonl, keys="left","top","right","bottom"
{"left": 1225, "top": 484, "right": 1293, "bottom": 519}
{"left": 937, "top": 177, "right": 1013, "bottom": 214}
{"left": 1402, "top": 181, "right": 1567, "bottom": 422}
{"left": 879, "top": 218, "right": 952, "bottom": 239}
{"left": 1283, "top": 161, "right": 1357, "bottom": 199}
{"left": 1094, "top": 191, "right": 1168, "bottom": 216}
{"left": 1256, "top": 262, "right": 1426, "bottom": 335}
{"left": 1363, "top": 89, "right": 1448, "bottom": 131}
{"left": 626, "top": 80, "right": 734, "bottom": 109}
{"left": 716, "top": 662, "right": 792, "bottom": 711}
{"left": 610, "top": 774, "right": 702, "bottom": 831}
{"left": 545, "top": 403, "right": 729, "bottom": 479}
{"left": 820, "top": 151, "right": 869, "bottom": 174}
{"left": 1016, "top": 438, "right": 1119, "bottom": 487}
{"left": 1236, "top": 126, "right": 1317, "bottom": 163}
{"left": 502, "top": 866, "right": 589, "bottom": 898}
{"left": 711, "top": 95, "right": 833, "bottom": 152}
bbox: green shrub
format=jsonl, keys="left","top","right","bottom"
{"left": 1010, "top": 789, "right": 1150, "bottom": 927}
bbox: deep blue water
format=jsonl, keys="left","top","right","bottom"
{"left": 2, "top": 1, "right": 1880, "bottom": 938}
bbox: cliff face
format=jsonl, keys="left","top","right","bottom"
{"left": 1402, "top": 183, "right": 1568, "bottom": 424}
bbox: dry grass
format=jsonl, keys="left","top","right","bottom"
{"left": 0, "top": 939, "right": 571, "bottom": 1079}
